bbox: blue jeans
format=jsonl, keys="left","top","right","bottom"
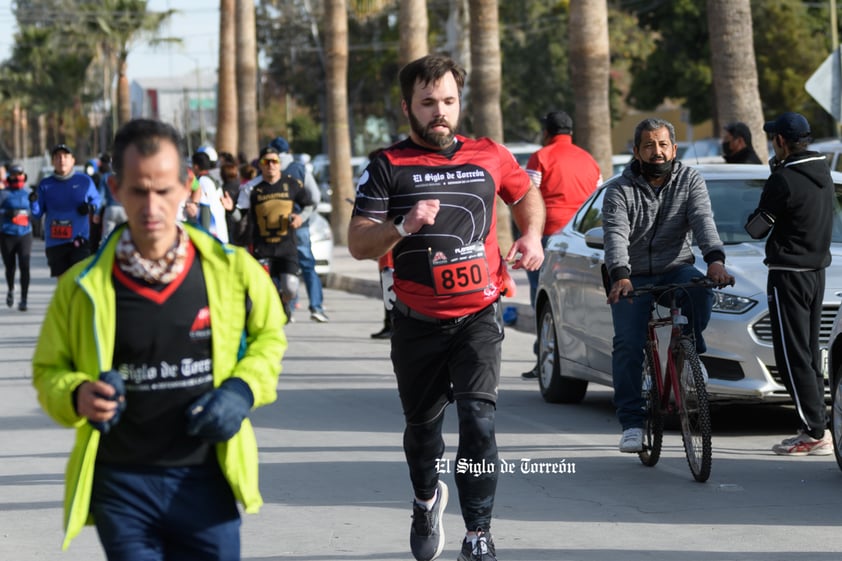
{"left": 610, "top": 265, "right": 713, "bottom": 430}
{"left": 292, "top": 221, "right": 324, "bottom": 313}
{"left": 91, "top": 463, "right": 241, "bottom": 561}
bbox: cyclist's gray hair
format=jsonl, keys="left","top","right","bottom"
{"left": 634, "top": 118, "right": 676, "bottom": 148}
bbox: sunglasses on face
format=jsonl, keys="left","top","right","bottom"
{"left": 260, "top": 158, "right": 280, "bottom": 166}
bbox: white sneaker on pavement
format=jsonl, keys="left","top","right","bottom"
{"left": 619, "top": 427, "right": 644, "bottom": 453}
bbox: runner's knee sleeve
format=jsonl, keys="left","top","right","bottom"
{"left": 455, "top": 399, "right": 498, "bottom": 531}
{"left": 278, "top": 273, "right": 299, "bottom": 302}
{"left": 404, "top": 415, "right": 446, "bottom": 500}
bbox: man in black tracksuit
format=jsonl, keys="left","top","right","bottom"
{"left": 747, "top": 112, "right": 833, "bottom": 456}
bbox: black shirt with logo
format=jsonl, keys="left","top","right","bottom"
{"left": 249, "top": 174, "right": 313, "bottom": 262}
{"left": 97, "top": 245, "right": 216, "bottom": 466}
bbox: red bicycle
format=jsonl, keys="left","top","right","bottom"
{"left": 630, "top": 278, "right": 726, "bottom": 483}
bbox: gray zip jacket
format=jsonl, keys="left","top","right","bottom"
{"left": 603, "top": 160, "right": 725, "bottom": 283}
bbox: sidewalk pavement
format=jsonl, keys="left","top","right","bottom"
{"left": 323, "top": 245, "right": 537, "bottom": 334}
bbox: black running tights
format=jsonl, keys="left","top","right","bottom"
{"left": 403, "top": 398, "right": 498, "bottom": 532}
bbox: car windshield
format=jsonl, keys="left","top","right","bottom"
{"left": 707, "top": 178, "right": 842, "bottom": 244}
{"left": 572, "top": 176, "right": 842, "bottom": 245}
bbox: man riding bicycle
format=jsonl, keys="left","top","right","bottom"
{"left": 603, "top": 118, "right": 735, "bottom": 454}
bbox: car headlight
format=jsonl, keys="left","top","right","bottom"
{"left": 712, "top": 291, "right": 757, "bottom": 314}
{"left": 309, "top": 215, "right": 333, "bottom": 243}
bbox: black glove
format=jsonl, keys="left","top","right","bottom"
{"left": 89, "top": 370, "right": 126, "bottom": 434}
{"left": 185, "top": 378, "right": 254, "bottom": 442}
{"left": 77, "top": 202, "right": 94, "bottom": 216}
{"left": 28, "top": 191, "right": 37, "bottom": 203}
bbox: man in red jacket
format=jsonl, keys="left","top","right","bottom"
{"left": 521, "top": 111, "right": 602, "bottom": 379}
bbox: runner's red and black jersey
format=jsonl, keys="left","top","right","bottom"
{"left": 353, "top": 136, "right": 531, "bottom": 318}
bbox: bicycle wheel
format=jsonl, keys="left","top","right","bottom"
{"left": 675, "top": 338, "right": 712, "bottom": 482}
{"left": 638, "top": 344, "right": 664, "bottom": 467}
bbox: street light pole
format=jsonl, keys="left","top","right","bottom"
{"left": 194, "top": 60, "right": 206, "bottom": 146}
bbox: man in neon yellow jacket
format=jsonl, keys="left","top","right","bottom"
{"left": 32, "top": 119, "right": 287, "bottom": 559}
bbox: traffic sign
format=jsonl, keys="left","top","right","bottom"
{"left": 806, "top": 46, "right": 842, "bottom": 123}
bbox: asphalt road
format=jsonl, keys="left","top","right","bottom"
{"left": 2, "top": 243, "right": 842, "bottom": 560}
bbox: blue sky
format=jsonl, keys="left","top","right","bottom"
{"left": 0, "top": 0, "right": 220, "bottom": 81}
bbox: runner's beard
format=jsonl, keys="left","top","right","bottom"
{"left": 409, "top": 110, "right": 456, "bottom": 148}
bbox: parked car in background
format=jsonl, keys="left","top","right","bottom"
{"left": 308, "top": 211, "right": 333, "bottom": 278}
{"left": 612, "top": 154, "right": 632, "bottom": 175}
{"left": 504, "top": 142, "right": 542, "bottom": 169}
{"left": 312, "top": 154, "right": 369, "bottom": 219}
{"left": 677, "top": 138, "right": 723, "bottom": 163}
{"left": 810, "top": 139, "right": 842, "bottom": 174}
{"left": 827, "top": 305, "right": 842, "bottom": 470}
{"left": 534, "top": 163, "right": 842, "bottom": 405}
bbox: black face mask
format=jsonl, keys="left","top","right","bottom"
{"left": 640, "top": 159, "right": 673, "bottom": 178}
{"left": 721, "top": 141, "right": 731, "bottom": 156}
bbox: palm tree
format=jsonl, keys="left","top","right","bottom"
{"left": 324, "top": 0, "right": 353, "bottom": 244}
{"left": 217, "top": 0, "right": 238, "bottom": 156}
{"left": 1, "top": 24, "right": 94, "bottom": 152}
{"left": 399, "top": 0, "right": 428, "bottom": 66}
{"left": 467, "top": 0, "right": 511, "bottom": 249}
{"left": 468, "top": 0, "right": 502, "bottom": 142}
{"left": 707, "top": 0, "right": 767, "bottom": 161}
{"left": 237, "top": 0, "right": 259, "bottom": 159}
{"left": 83, "top": 0, "right": 179, "bottom": 127}
{"left": 569, "top": 0, "right": 613, "bottom": 179}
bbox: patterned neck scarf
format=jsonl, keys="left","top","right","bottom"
{"left": 115, "top": 225, "right": 189, "bottom": 285}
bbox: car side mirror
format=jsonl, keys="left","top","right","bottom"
{"left": 584, "top": 227, "right": 604, "bottom": 250}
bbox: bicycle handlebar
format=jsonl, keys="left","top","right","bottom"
{"left": 627, "top": 277, "right": 732, "bottom": 299}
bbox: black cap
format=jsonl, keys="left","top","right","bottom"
{"left": 763, "top": 112, "right": 811, "bottom": 142}
{"left": 541, "top": 111, "right": 573, "bottom": 135}
{"left": 51, "top": 143, "right": 73, "bottom": 156}
{"left": 8, "top": 164, "right": 24, "bottom": 176}
{"left": 259, "top": 145, "right": 280, "bottom": 159}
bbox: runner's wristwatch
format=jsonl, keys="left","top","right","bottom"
{"left": 393, "top": 215, "right": 411, "bottom": 237}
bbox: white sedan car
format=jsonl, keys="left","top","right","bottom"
{"left": 535, "top": 164, "right": 842, "bottom": 405}
{"left": 309, "top": 212, "right": 333, "bottom": 277}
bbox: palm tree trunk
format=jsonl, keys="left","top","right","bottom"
{"left": 13, "top": 102, "right": 20, "bottom": 159}
{"left": 707, "top": 0, "right": 768, "bottom": 161}
{"left": 325, "top": 0, "right": 353, "bottom": 245}
{"left": 236, "top": 0, "right": 259, "bottom": 159}
{"left": 446, "top": 0, "right": 471, "bottom": 104}
{"left": 468, "top": 0, "right": 502, "bottom": 142}
{"left": 399, "top": 0, "right": 428, "bottom": 66}
{"left": 117, "top": 54, "right": 131, "bottom": 127}
{"left": 569, "top": 0, "right": 613, "bottom": 179}
{"left": 217, "top": 0, "right": 238, "bottom": 155}
{"left": 468, "top": 0, "right": 511, "bottom": 251}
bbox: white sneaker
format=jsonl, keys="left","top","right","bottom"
{"left": 310, "top": 310, "right": 329, "bottom": 323}
{"left": 772, "top": 431, "right": 833, "bottom": 456}
{"left": 619, "top": 427, "right": 644, "bottom": 453}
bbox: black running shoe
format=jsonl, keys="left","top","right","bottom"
{"left": 520, "top": 365, "right": 538, "bottom": 380}
{"left": 409, "top": 481, "right": 448, "bottom": 561}
{"left": 457, "top": 530, "right": 496, "bottom": 561}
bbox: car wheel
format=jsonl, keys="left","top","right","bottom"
{"left": 537, "top": 305, "right": 588, "bottom": 404}
{"left": 833, "top": 366, "right": 842, "bottom": 471}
